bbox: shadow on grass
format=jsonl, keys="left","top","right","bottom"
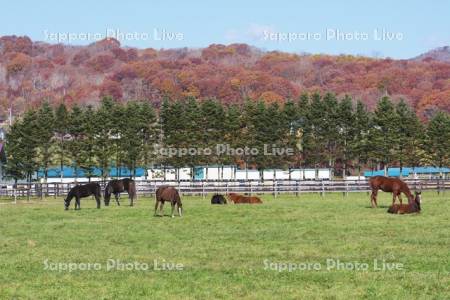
{"left": 364, "top": 205, "right": 390, "bottom": 209}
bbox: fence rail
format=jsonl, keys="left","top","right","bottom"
{"left": 1, "top": 179, "right": 449, "bottom": 201}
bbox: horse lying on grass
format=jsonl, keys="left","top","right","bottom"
{"left": 387, "top": 191, "right": 422, "bottom": 214}
{"left": 226, "top": 193, "right": 263, "bottom": 204}
{"left": 104, "top": 178, "right": 137, "bottom": 207}
{"left": 64, "top": 182, "right": 101, "bottom": 210}
{"left": 154, "top": 186, "right": 183, "bottom": 217}
{"left": 211, "top": 194, "right": 227, "bottom": 204}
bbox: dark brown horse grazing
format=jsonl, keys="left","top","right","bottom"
{"left": 154, "top": 186, "right": 183, "bottom": 217}
{"left": 388, "top": 191, "right": 422, "bottom": 214}
{"left": 226, "top": 193, "right": 263, "bottom": 204}
{"left": 369, "top": 176, "right": 415, "bottom": 208}
{"left": 64, "top": 182, "right": 101, "bottom": 210}
{"left": 104, "top": 178, "right": 137, "bottom": 206}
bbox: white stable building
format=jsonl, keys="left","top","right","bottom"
{"left": 146, "top": 166, "right": 331, "bottom": 181}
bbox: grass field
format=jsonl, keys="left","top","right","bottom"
{"left": 0, "top": 191, "right": 449, "bottom": 299}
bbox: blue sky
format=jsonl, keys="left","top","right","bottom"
{"left": 1, "top": 0, "right": 449, "bottom": 58}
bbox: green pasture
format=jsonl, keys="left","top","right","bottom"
{"left": 0, "top": 191, "right": 449, "bottom": 299}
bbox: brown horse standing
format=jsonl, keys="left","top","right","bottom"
{"left": 227, "top": 193, "right": 263, "bottom": 204}
{"left": 104, "top": 178, "right": 137, "bottom": 206}
{"left": 387, "top": 191, "right": 422, "bottom": 214}
{"left": 154, "top": 186, "right": 183, "bottom": 217}
{"left": 369, "top": 176, "right": 415, "bottom": 208}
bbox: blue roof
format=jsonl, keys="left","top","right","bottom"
{"left": 364, "top": 166, "right": 450, "bottom": 177}
{"left": 37, "top": 166, "right": 146, "bottom": 178}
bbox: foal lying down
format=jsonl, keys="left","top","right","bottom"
{"left": 387, "top": 191, "right": 422, "bottom": 214}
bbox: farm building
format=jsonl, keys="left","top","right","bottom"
{"left": 36, "top": 167, "right": 146, "bottom": 183}
{"left": 34, "top": 166, "right": 332, "bottom": 182}
{"left": 364, "top": 167, "right": 450, "bottom": 179}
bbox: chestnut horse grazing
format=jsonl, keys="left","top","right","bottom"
{"left": 64, "top": 182, "right": 101, "bottom": 210}
{"left": 387, "top": 191, "right": 421, "bottom": 214}
{"left": 369, "top": 176, "right": 415, "bottom": 208}
{"left": 227, "top": 193, "right": 263, "bottom": 204}
{"left": 154, "top": 186, "right": 183, "bottom": 217}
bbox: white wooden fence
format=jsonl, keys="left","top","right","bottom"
{"left": 1, "top": 179, "right": 448, "bottom": 201}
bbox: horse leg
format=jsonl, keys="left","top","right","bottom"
{"left": 178, "top": 203, "right": 182, "bottom": 217}
{"left": 115, "top": 193, "right": 120, "bottom": 206}
{"left": 154, "top": 201, "right": 159, "bottom": 216}
{"left": 371, "top": 190, "right": 378, "bottom": 208}
{"left": 392, "top": 191, "right": 398, "bottom": 206}
{"left": 129, "top": 192, "right": 133, "bottom": 207}
{"left": 398, "top": 193, "right": 403, "bottom": 206}
{"left": 159, "top": 202, "right": 165, "bottom": 216}
{"left": 171, "top": 202, "right": 175, "bottom": 218}
{"left": 75, "top": 197, "right": 80, "bottom": 210}
{"left": 95, "top": 195, "right": 100, "bottom": 209}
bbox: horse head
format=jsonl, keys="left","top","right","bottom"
{"left": 64, "top": 195, "right": 72, "bottom": 210}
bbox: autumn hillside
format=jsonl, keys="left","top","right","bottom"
{"left": 0, "top": 35, "right": 449, "bottom": 120}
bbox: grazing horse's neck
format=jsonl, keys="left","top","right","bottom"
{"left": 402, "top": 185, "right": 414, "bottom": 202}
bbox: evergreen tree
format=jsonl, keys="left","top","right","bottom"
{"left": 35, "top": 102, "right": 55, "bottom": 180}
{"left": 223, "top": 104, "right": 242, "bottom": 167}
{"left": 111, "top": 102, "right": 126, "bottom": 177}
{"left": 54, "top": 103, "right": 69, "bottom": 181}
{"left": 322, "top": 93, "right": 339, "bottom": 172}
{"left": 182, "top": 97, "right": 202, "bottom": 178}
{"left": 4, "top": 121, "right": 27, "bottom": 183}
{"left": 426, "top": 111, "right": 450, "bottom": 171}
{"left": 79, "top": 106, "right": 96, "bottom": 180}
{"left": 371, "top": 96, "right": 398, "bottom": 174}
{"left": 140, "top": 101, "right": 157, "bottom": 179}
{"left": 405, "top": 111, "right": 428, "bottom": 169}
{"left": 20, "top": 110, "right": 39, "bottom": 182}
{"left": 199, "top": 99, "right": 226, "bottom": 178}
{"left": 282, "top": 100, "right": 300, "bottom": 171}
{"left": 337, "top": 95, "right": 355, "bottom": 178}
{"left": 306, "top": 92, "right": 327, "bottom": 167}
{"left": 94, "top": 97, "right": 115, "bottom": 178}
{"left": 295, "top": 93, "right": 310, "bottom": 168}
{"left": 67, "top": 105, "right": 85, "bottom": 180}
{"left": 352, "top": 101, "right": 371, "bottom": 176}
{"left": 121, "top": 101, "right": 144, "bottom": 178}
{"left": 395, "top": 100, "right": 425, "bottom": 176}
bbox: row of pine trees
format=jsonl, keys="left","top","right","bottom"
{"left": 4, "top": 94, "right": 450, "bottom": 182}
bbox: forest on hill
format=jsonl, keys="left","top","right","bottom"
{"left": 0, "top": 35, "right": 449, "bottom": 121}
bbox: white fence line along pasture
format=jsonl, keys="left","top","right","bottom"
{"left": 0, "top": 179, "right": 448, "bottom": 201}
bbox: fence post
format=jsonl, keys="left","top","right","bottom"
{"left": 202, "top": 181, "right": 205, "bottom": 199}
{"left": 321, "top": 180, "right": 324, "bottom": 197}
{"left": 273, "top": 180, "right": 276, "bottom": 198}
{"left": 345, "top": 181, "right": 348, "bottom": 197}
